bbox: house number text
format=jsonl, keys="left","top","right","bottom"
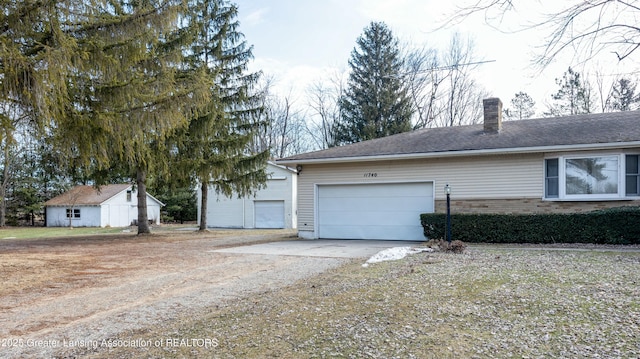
{"left": 363, "top": 172, "right": 378, "bottom": 178}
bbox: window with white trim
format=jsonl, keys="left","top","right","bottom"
{"left": 627, "top": 155, "right": 640, "bottom": 196}
{"left": 545, "top": 158, "right": 559, "bottom": 198}
{"left": 545, "top": 154, "right": 639, "bottom": 200}
{"left": 66, "top": 208, "right": 81, "bottom": 218}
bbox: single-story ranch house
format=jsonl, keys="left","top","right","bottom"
{"left": 277, "top": 98, "right": 640, "bottom": 241}
{"left": 45, "top": 184, "right": 164, "bottom": 227}
{"left": 197, "top": 162, "right": 297, "bottom": 229}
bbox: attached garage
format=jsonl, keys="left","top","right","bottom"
{"left": 317, "top": 182, "right": 434, "bottom": 240}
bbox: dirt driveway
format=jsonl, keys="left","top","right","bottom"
{"left": 0, "top": 229, "right": 365, "bottom": 358}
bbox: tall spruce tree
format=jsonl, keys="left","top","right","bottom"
{"left": 54, "top": 0, "right": 210, "bottom": 234}
{"left": 0, "top": 0, "right": 81, "bottom": 224}
{"left": 335, "top": 22, "right": 413, "bottom": 145}
{"left": 173, "top": 0, "right": 268, "bottom": 231}
{"left": 0, "top": 0, "right": 79, "bottom": 129}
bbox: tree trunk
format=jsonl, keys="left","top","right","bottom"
{"left": 0, "top": 195, "right": 5, "bottom": 227}
{"left": 0, "top": 144, "right": 10, "bottom": 227}
{"left": 137, "top": 167, "right": 151, "bottom": 234}
{"left": 199, "top": 181, "right": 208, "bottom": 231}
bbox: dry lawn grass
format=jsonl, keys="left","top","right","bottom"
{"left": 83, "top": 247, "right": 640, "bottom": 359}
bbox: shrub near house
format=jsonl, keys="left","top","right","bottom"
{"left": 420, "top": 206, "right": 640, "bottom": 244}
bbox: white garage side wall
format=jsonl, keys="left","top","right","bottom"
{"left": 46, "top": 207, "right": 71, "bottom": 227}
{"left": 200, "top": 163, "right": 297, "bottom": 229}
{"left": 146, "top": 202, "right": 162, "bottom": 225}
{"left": 46, "top": 206, "right": 102, "bottom": 227}
{"left": 296, "top": 153, "right": 542, "bottom": 238}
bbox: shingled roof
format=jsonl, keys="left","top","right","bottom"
{"left": 45, "top": 184, "right": 132, "bottom": 206}
{"left": 278, "top": 110, "right": 640, "bottom": 164}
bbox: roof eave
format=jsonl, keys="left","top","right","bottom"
{"left": 276, "top": 141, "right": 640, "bottom": 165}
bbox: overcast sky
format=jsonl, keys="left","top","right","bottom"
{"left": 233, "top": 0, "right": 637, "bottom": 116}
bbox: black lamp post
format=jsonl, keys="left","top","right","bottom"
{"left": 445, "top": 184, "right": 452, "bottom": 243}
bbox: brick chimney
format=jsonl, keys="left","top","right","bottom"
{"left": 483, "top": 98, "right": 502, "bottom": 133}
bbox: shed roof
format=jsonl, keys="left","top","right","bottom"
{"left": 278, "top": 111, "right": 640, "bottom": 164}
{"left": 45, "top": 184, "right": 133, "bottom": 206}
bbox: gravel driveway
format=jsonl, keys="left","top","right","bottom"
{"left": 0, "top": 230, "right": 416, "bottom": 358}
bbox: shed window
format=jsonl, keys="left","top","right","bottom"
{"left": 66, "top": 208, "right": 81, "bottom": 218}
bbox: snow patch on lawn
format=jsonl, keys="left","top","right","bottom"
{"left": 363, "top": 246, "right": 433, "bottom": 267}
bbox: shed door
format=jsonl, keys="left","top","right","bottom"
{"left": 255, "top": 200, "right": 285, "bottom": 228}
{"left": 318, "top": 182, "right": 433, "bottom": 240}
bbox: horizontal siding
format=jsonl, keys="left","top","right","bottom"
{"left": 202, "top": 163, "right": 297, "bottom": 229}
{"left": 297, "top": 153, "right": 543, "bottom": 231}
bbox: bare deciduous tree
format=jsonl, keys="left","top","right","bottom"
{"left": 402, "top": 33, "right": 489, "bottom": 128}
{"left": 403, "top": 46, "right": 444, "bottom": 129}
{"left": 305, "top": 70, "right": 345, "bottom": 149}
{"left": 250, "top": 77, "right": 312, "bottom": 158}
{"left": 448, "top": 1, "right": 640, "bottom": 67}
{"left": 435, "top": 34, "right": 490, "bottom": 127}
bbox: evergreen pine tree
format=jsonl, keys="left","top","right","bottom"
{"left": 335, "top": 22, "right": 413, "bottom": 145}
{"left": 504, "top": 91, "right": 536, "bottom": 120}
{"left": 173, "top": 0, "right": 268, "bottom": 231}
{"left": 0, "top": 1, "right": 82, "bottom": 225}
{"left": 546, "top": 67, "right": 594, "bottom": 117}
{"left": 610, "top": 77, "right": 640, "bottom": 111}
{"left": 55, "top": 0, "right": 210, "bottom": 234}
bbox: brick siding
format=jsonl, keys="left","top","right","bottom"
{"left": 435, "top": 198, "right": 640, "bottom": 214}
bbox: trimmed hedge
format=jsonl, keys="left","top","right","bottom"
{"left": 420, "top": 206, "right": 640, "bottom": 245}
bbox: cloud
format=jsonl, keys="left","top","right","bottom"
{"left": 243, "top": 7, "right": 268, "bottom": 27}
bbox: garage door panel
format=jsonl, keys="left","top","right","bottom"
{"left": 320, "top": 210, "right": 428, "bottom": 226}
{"left": 320, "top": 224, "right": 423, "bottom": 240}
{"left": 319, "top": 196, "right": 429, "bottom": 211}
{"left": 209, "top": 196, "right": 244, "bottom": 228}
{"left": 318, "top": 182, "right": 434, "bottom": 240}
{"left": 319, "top": 183, "right": 427, "bottom": 198}
{"left": 255, "top": 200, "right": 285, "bottom": 229}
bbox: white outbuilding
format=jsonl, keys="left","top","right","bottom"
{"left": 44, "top": 184, "right": 164, "bottom": 227}
{"left": 198, "top": 162, "right": 297, "bottom": 229}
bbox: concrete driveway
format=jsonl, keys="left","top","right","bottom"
{"left": 212, "top": 239, "right": 424, "bottom": 258}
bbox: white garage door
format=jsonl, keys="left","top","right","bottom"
{"left": 208, "top": 196, "right": 244, "bottom": 228}
{"left": 318, "top": 182, "right": 434, "bottom": 240}
{"left": 255, "top": 200, "right": 285, "bottom": 228}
